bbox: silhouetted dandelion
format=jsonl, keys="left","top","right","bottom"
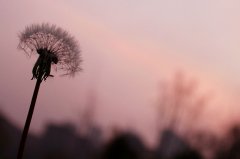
{"left": 17, "top": 23, "right": 81, "bottom": 159}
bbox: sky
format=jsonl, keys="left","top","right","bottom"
{"left": 1, "top": 0, "right": 240, "bottom": 146}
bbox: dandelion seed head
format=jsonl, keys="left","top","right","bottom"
{"left": 18, "top": 23, "right": 81, "bottom": 76}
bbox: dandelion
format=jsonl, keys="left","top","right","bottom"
{"left": 17, "top": 23, "right": 81, "bottom": 159}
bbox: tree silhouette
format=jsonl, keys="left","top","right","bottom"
{"left": 156, "top": 72, "right": 210, "bottom": 134}
{"left": 155, "top": 72, "right": 212, "bottom": 158}
{"left": 17, "top": 23, "right": 81, "bottom": 159}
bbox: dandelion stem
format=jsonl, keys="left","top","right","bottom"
{"left": 17, "top": 75, "right": 42, "bottom": 159}
{"left": 17, "top": 23, "right": 81, "bottom": 159}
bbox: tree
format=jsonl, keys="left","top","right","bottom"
{"left": 156, "top": 72, "right": 210, "bottom": 134}
{"left": 155, "top": 72, "right": 212, "bottom": 158}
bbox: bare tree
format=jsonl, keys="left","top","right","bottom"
{"left": 17, "top": 23, "right": 81, "bottom": 159}
{"left": 156, "top": 72, "right": 210, "bottom": 135}
{"left": 155, "top": 72, "right": 213, "bottom": 158}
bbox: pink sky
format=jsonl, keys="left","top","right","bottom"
{"left": 1, "top": 0, "right": 240, "bottom": 146}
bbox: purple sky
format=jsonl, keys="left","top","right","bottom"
{"left": 1, "top": 0, "right": 240, "bottom": 146}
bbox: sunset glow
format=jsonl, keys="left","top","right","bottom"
{"left": 1, "top": 0, "right": 240, "bottom": 147}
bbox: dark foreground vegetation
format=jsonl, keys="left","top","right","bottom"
{"left": 1, "top": 112, "right": 240, "bottom": 159}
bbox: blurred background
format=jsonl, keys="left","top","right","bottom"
{"left": 1, "top": 0, "right": 240, "bottom": 158}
